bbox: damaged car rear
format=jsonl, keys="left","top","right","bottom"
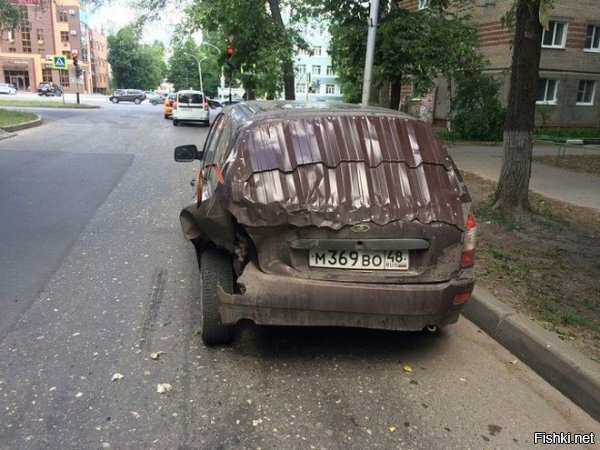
{"left": 174, "top": 101, "right": 475, "bottom": 345}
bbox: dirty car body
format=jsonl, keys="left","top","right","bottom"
{"left": 175, "top": 101, "right": 475, "bottom": 344}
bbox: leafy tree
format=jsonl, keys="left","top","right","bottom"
{"left": 493, "top": 0, "right": 544, "bottom": 215}
{"left": 185, "top": 0, "right": 305, "bottom": 100}
{"left": 166, "top": 38, "right": 220, "bottom": 95}
{"left": 107, "top": 23, "right": 167, "bottom": 90}
{"left": 312, "top": 0, "right": 481, "bottom": 108}
{"left": 0, "top": 0, "right": 25, "bottom": 32}
{"left": 451, "top": 73, "right": 505, "bottom": 141}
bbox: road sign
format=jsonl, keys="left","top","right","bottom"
{"left": 52, "top": 55, "right": 67, "bottom": 70}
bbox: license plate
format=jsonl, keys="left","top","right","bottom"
{"left": 309, "top": 250, "right": 409, "bottom": 270}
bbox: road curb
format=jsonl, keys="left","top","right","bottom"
{"left": 1, "top": 114, "right": 43, "bottom": 132}
{"left": 463, "top": 286, "right": 600, "bottom": 421}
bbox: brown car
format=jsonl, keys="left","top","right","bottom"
{"left": 174, "top": 101, "right": 476, "bottom": 345}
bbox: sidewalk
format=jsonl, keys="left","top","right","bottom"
{"left": 448, "top": 143, "right": 600, "bottom": 211}
{"left": 448, "top": 143, "right": 600, "bottom": 421}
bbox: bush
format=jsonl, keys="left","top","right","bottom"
{"left": 534, "top": 127, "right": 600, "bottom": 139}
{"left": 450, "top": 73, "right": 505, "bottom": 142}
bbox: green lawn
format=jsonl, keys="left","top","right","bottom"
{"left": 0, "top": 109, "right": 38, "bottom": 128}
{"left": 0, "top": 98, "right": 97, "bottom": 109}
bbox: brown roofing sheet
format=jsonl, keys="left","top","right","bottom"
{"left": 223, "top": 113, "right": 468, "bottom": 230}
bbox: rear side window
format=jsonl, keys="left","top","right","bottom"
{"left": 179, "top": 93, "right": 204, "bottom": 104}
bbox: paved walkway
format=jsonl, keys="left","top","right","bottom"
{"left": 448, "top": 143, "right": 600, "bottom": 211}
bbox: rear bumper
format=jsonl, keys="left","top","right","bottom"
{"left": 218, "top": 262, "right": 474, "bottom": 331}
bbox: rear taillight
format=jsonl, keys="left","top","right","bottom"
{"left": 453, "top": 292, "right": 471, "bottom": 305}
{"left": 460, "top": 211, "right": 476, "bottom": 268}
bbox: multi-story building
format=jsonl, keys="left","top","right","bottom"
{"left": 89, "top": 28, "right": 109, "bottom": 94}
{"left": 294, "top": 22, "right": 343, "bottom": 102}
{"left": 399, "top": 0, "right": 600, "bottom": 127}
{"left": 0, "top": 0, "right": 110, "bottom": 94}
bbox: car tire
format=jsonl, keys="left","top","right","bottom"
{"left": 173, "top": 120, "right": 179, "bottom": 126}
{"left": 164, "top": 114, "right": 169, "bottom": 119}
{"left": 111, "top": 98, "right": 118, "bottom": 103}
{"left": 204, "top": 120, "right": 210, "bottom": 127}
{"left": 198, "top": 249, "right": 234, "bottom": 345}
{"left": 134, "top": 98, "right": 141, "bottom": 104}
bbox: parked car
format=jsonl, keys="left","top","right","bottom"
{"left": 172, "top": 90, "right": 209, "bottom": 126}
{"left": 0, "top": 83, "right": 17, "bottom": 95}
{"left": 109, "top": 89, "right": 146, "bottom": 104}
{"left": 37, "top": 82, "right": 62, "bottom": 97}
{"left": 145, "top": 91, "right": 162, "bottom": 105}
{"left": 207, "top": 99, "right": 221, "bottom": 109}
{"left": 220, "top": 99, "right": 242, "bottom": 107}
{"left": 163, "top": 93, "right": 176, "bottom": 119}
{"left": 174, "top": 101, "right": 476, "bottom": 345}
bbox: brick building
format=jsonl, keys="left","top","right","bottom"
{"left": 0, "top": 0, "right": 110, "bottom": 95}
{"left": 398, "top": 0, "right": 600, "bottom": 127}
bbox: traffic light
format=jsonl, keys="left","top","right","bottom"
{"left": 226, "top": 46, "right": 233, "bottom": 59}
{"left": 73, "top": 54, "right": 82, "bottom": 78}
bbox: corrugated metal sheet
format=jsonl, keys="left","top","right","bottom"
{"left": 223, "top": 112, "right": 468, "bottom": 231}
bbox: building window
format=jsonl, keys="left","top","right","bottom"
{"left": 418, "top": 0, "right": 430, "bottom": 10}
{"left": 296, "top": 64, "right": 306, "bottom": 74}
{"left": 536, "top": 78, "right": 558, "bottom": 104}
{"left": 576, "top": 80, "right": 596, "bottom": 105}
{"left": 8, "top": 47, "right": 16, "bottom": 53}
{"left": 62, "top": 50, "right": 71, "bottom": 59}
{"left": 42, "top": 68, "right": 52, "bottom": 82}
{"left": 298, "top": 48, "right": 309, "bottom": 56}
{"left": 313, "top": 46, "right": 322, "bottom": 56}
{"left": 59, "top": 11, "right": 68, "bottom": 22}
{"left": 61, "top": 31, "right": 69, "bottom": 43}
{"left": 59, "top": 71, "right": 70, "bottom": 87}
{"left": 542, "top": 21, "right": 567, "bottom": 48}
{"left": 296, "top": 83, "right": 306, "bottom": 93}
{"left": 584, "top": 25, "right": 600, "bottom": 51}
{"left": 326, "top": 66, "right": 334, "bottom": 76}
{"left": 312, "top": 65, "right": 321, "bottom": 75}
{"left": 326, "top": 84, "right": 335, "bottom": 94}
{"left": 21, "top": 26, "right": 32, "bottom": 53}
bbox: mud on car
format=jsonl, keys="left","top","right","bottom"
{"left": 174, "top": 101, "right": 476, "bottom": 345}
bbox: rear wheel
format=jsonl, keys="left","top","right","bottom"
{"left": 134, "top": 98, "right": 141, "bottom": 104}
{"left": 111, "top": 98, "right": 118, "bottom": 104}
{"left": 164, "top": 114, "right": 169, "bottom": 119}
{"left": 173, "top": 119, "right": 179, "bottom": 126}
{"left": 199, "top": 249, "right": 234, "bottom": 345}
{"left": 204, "top": 120, "right": 210, "bottom": 127}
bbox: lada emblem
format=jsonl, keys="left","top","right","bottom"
{"left": 351, "top": 224, "right": 371, "bottom": 233}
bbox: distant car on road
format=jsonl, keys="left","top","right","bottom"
{"left": 173, "top": 101, "right": 476, "bottom": 345}
{"left": 163, "top": 93, "right": 176, "bottom": 119}
{"left": 145, "top": 91, "right": 162, "bottom": 105}
{"left": 109, "top": 89, "right": 146, "bottom": 104}
{"left": 172, "top": 90, "right": 210, "bottom": 126}
{"left": 37, "top": 82, "right": 62, "bottom": 97}
{"left": 0, "top": 83, "right": 17, "bottom": 95}
{"left": 220, "top": 99, "right": 243, "bottom": 107}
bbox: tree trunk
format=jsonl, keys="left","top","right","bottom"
{"left": 389, "top": 75, "right": 402, "bottom": 110}
{"left": 267, "top": 0, "right": 296, "bottom": 100}
{"left": 493, "top": 0, "right": 543, "bottom": 214}
{"left": 446, "top": 75, "right": 453, "bottom": 132}
{"left": 379, "top": 79, "right": 391, "bottom": 108}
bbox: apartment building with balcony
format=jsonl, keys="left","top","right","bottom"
{"left": 398, "top": 0, "right": 600, "bottom": 127}
{"left": 0, "top": 0, "right": 110, "bottom": 94}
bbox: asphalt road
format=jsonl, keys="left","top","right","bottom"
{"left": 0, "top": 101, "right": 598, "bottom": 450}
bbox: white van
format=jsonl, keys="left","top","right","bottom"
{"left": 172, "top": 90, "right": 210, "bottom": 127}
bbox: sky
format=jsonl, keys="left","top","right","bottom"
{"left": 87, "top": 0, "right": 186, "bottom": 46}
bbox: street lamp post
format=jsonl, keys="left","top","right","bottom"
{"left": 187, "top": 53, "right": 207, "bottom": 94}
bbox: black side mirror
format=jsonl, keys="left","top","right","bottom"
{"left": 174, "top": 144, "right": 204, "bottom": 162}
